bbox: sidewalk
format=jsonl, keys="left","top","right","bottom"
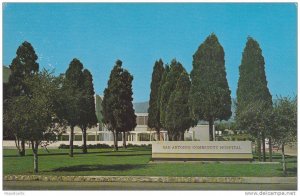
{"left": 4, "top": 175, "right": 297, "bottom": 184}
{"left": 4, "top": 180, "right": 297, "bottom": 190}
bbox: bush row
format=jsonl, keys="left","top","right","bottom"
{"left": 58, "top": 143, "right": 152, "bottom": 149}
{"left": 58, "top": 143, "right": 111, "bottom": 149}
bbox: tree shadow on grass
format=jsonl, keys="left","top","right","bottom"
{"left": 3, "top": 150, "right": 118, "bottom": 158}
{"left": 49, "top": 164, "right": 147, "bottom": 172}
{"left": 286, "top": 167, "right": 297, "bottom": 173}
{"left": 4, "top": 148, "right": 151, "bottom": 158}
{"left": 97, "top": 153, "right": 151, "bottom": 157}
{"left": 38, "top": 151, "right": 116, "bottom": 156}
{"left": 276, "top": 167, "right": 297, "bottom": 176}
{"left": 255, "top": 154, "right": 298, "bottom": 163}
{"left": 3, "top": 155, "right": 29, "bottom": 158}
{"left": 286, "top": 159, "right": 298, "bottom": 163}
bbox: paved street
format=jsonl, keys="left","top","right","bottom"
{"left": 3, "top": 181, "right": 297, "bottom": 190}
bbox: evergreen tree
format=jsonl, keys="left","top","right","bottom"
{"left": 102, "top": 60, "right": 123, "bottom": 151}
{"left": 189, "top": 33, "right": 232, "bottom": 141}
{"left": 118, "top": 70, "right": 137, "bottom": 148}
{"left": 165, "top": 70, "right": 192, "bottom": 141}
{"left": 79, "top": 69, "right": 98, "bottom": 153}
{"left": 4, "top": 41, "right": 39, "bottom": 156}
{"left": 8, "top": 41, "right": 39, "bottom": 97}
{"left": 157, "top": 64, "right": 169, "bottom": 141}
{"left": 236, "top": 37, "right": 272, "bottom": 161}
{"left": 160, "top": 60, "right": 185, "bottom": 132}
{"left": 64, "top": 58, "right": 84, "bottom": 157}
{"left": 148, "top": 59, "right": 165, "bottom": 141}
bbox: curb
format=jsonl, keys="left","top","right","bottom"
{"left": 3, "top": 175, "right": 297, "bottom": 184}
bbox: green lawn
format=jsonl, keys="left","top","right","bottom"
{"left": 3, "top": 147, "right": 297, "bottom": 177}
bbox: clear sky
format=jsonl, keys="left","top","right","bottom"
{"left": 3, "top": 3, "right": 297, "bottom": 102}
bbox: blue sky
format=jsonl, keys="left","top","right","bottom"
{"left": 3, "top": 3, "right": 297, "bottom": 102}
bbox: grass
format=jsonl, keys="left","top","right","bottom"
{"left": 3, "top": 147, "right": 297, "bottom": 177}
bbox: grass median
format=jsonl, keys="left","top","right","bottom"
{"left": 3, "top": 147, "right": 297, "bottom": 177}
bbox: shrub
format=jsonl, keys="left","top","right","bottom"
{"left": 127, "top": 143, "right": 152, "bottom": 148}
{"left": 58, "top": 144, "right": 81, "bottom": 149}
{"left": 58, "top": 143, "right": 112, "bottom": 149}
{"left": 87, "top": 143, "right": 111, "bottom": 149}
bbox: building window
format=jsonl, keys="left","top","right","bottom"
{"left": 117, "top": 133, "right": 122, "bottom": 141}
{"left": 99, "top": 133, "right": 105, "bottom": 141}
{"left": 59, "top": 135, "right": 69, "bottom": 141}
{"left": 88, "top": 135, "right": 96, "bottom": 141}
{"left": 74, "top": 135, "right": 82, "bottom": 141}
{"left": 99, "top": 132, "right": 114, "bottom": 141}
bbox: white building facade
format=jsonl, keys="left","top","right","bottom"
{"left": 52, "top": 112, "right": 211, "bottom": 146}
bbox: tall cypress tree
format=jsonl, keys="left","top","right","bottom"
{"left": 189, "top": 33, "right": 232, "bottom": 141}
{"left": 165, "top": 70, "right": 192, "bottom": 141}
{"left": 160, "top": 60, "right": 185, "bottom": 134}
{"left": 102, "top": 60, "right": 128, "bottom": 151}
{"left": 5, "top": 41, "right": 39, "bottom": 156}
{"left": 8, "top": 41, "right": 39, "bottom": 97}
{"left": 118, "top": 70, "right": 137, "bottom": 148}
{"left": 65, "top": 58, "right": 84, "bottom": 157}
{"left": 236, "top": 37, "right": 272, "bottom": 161}
{"left": 79, "top": 69, "right": 98, "bottom": 153}
{"left": 157, "top": 64, "right": 169, "bottom": 141}
{"left": 148, "top": 59, "right": 165, "bottom": 141}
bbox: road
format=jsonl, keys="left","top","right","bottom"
{"left": 3, "top": 181, "right": 297, "bottom": 190}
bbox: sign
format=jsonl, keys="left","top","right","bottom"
{"left": 152, "top": 141, "right": 253, "bottom": 161}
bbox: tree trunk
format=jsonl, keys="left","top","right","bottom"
{"left": 173, "top": 133, "right": 177, "bottom": 141}
{"left": 208, "top": 117, "right": 214, "bottom": 141}
{"left": 20, "top": 139, "right": 25, "bottom": 156}
{"left": 82, "top": 128, "right": 87, "bottom": 154}
{"left": 112, "top": 130, "right": 116, "bottom": 149}
{"left": 180, "top": 131, "right": 184, "bottom": 141}
{"left": 31, "top": 141, "right": 39, "bottom": 174}
{"left": 256, "top": 131, "right": 261, "bottom": 161}
{"left": 114, "top": 131, "right": 118, "bottom": 151}
{"left": 69, "top": 126, "right": 74, "bottom": 157}
{"left": 123, "top": 131, "right": 127, "bottom": 149}
{"left": 156, "top": 128, "right": 160, "bottom": 141}
{"left": 282, "top": 144, "right": 286, "bottom": 175}
{"left": 167, "top": 131, "right": 172, "bottom": 141}
{"left": 262, "top": 131, "right": 266, "bottom": 162}
{"left": 14, "top": 136, "right": 23, "bottom": 156}
{"left": 269, "top": 137, "right": 272, "bottom": 162}
{"left": 175, "top": 132, "right": 180, "bottom": 141}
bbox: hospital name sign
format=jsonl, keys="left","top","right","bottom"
{"left": 152, "top": 141, "right": 253, "bottom": 160}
